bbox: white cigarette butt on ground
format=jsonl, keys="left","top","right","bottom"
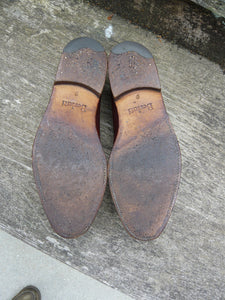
{"left": 105, "top": 25, "right": 113, "bottom": 38}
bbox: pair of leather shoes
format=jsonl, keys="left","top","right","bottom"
{"left": 32, "top": 37, "right": 181, "bottom": 241}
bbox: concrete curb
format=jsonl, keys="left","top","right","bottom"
{"left": 86, "top": 0, "right": 225, "bottom": 70}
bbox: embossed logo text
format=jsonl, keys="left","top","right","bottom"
{"left": 62, "top": 100, "right": 87, "bottom": 112}
{"left": 128, "top": 103, "right": 153, "bottom": 115}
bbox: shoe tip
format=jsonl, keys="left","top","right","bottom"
{"left": 50, "top": 219, "right": 90, "bottom": 239}
{"left": 63, "top": 37, "right": 104, "bottom": 53}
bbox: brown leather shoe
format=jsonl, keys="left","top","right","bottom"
{"left": 108, "top": 41, "right": 181, "bottom": 240}
{"left": 12, "top": 286, "right": 41, "bottom": 300}
{"left": 32, "top": 37, "right": 107, "bottom": 238}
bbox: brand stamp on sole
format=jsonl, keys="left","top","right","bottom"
{"left": 62, "top": 100, "right": 87, "bottom": 112}
{"left": 128, "top": 103, "right": 153, "bottom": 115}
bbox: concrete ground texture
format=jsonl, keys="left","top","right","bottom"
{"left": 0, "top": 0, "right": 225, "bottom": 299}
{"left": 0, "top": 230, "right": 132, "bottom": 300}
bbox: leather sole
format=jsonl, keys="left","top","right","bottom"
{"left": 32, "top": 37, "right": 107, "bottom": 238}
{"left": 108, "top": 41, "right": 181, "bottom": 240}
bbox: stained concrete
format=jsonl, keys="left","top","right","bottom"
{"left": 0, "top": 0, "right": 225, "bottom": 299}
{"left": 87, "top": 0, "right": 225, "bottom": 69}
{"left": 192, "top": 0, "right": 225, "bottom": 17}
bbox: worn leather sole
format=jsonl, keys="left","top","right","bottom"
{"left": 108, "top": 41, "right": 181, "bottom": 240}
{"left": 32, "top": 37, "right": 107, "bottom": 238}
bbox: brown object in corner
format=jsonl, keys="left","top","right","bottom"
{"left": 32, "top": 37, "right": 107, "bottom": 238}
{"left": 108, "top": 41, "right": 181, "bottom": 241}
